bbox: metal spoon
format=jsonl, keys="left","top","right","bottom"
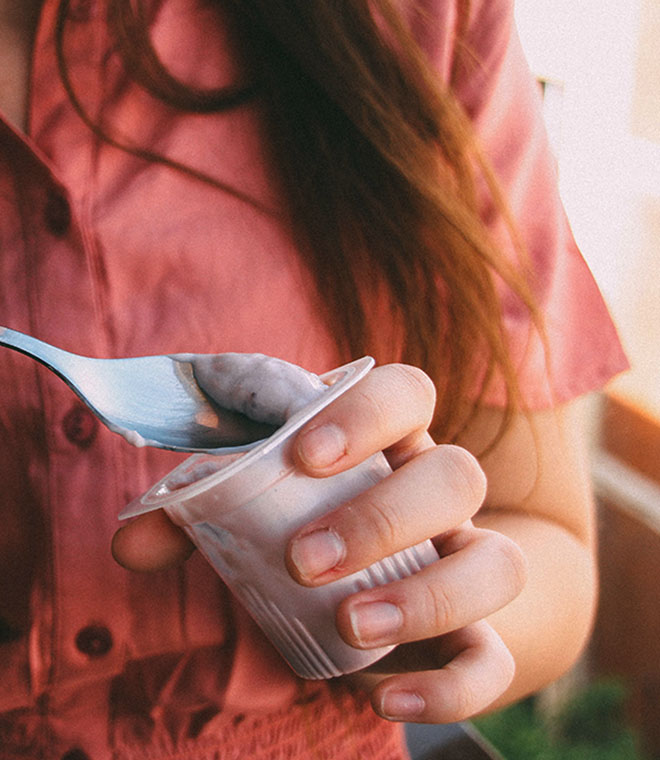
{"left": 0, "top": 326, "right": 278, "bottom": 452}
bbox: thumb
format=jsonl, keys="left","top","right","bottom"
{"left": 112, "top": 509, "right": 195, "bottom": 572}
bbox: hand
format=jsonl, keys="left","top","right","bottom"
{"left": 285, "top": 364, "right": 527, "bottom": 723}
{"left": 112, "top": 363, "right": 527, "bottom": 723}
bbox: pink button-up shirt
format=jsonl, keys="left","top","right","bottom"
{"left": 0, "top": 0, "right": 626, "bottom": 757}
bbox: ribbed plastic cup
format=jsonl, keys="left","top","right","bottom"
{"left": 120, "top": 357, "right": 438, "bottom": 679}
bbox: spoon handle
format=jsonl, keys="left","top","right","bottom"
{"left": 0, "top": 326, "right": 85, "bottom": 381}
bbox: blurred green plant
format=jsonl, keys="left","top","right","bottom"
{"left": 474, "top": 679, "right": 644, "bottom": 759}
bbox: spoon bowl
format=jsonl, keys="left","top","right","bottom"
{"left": 0, "top": 327, "right": 279, "bottom": 452}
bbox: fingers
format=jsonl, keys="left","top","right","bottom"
{"left": 369, "top": 622, "right": 516, "bottom": 723}
{"left": 111, "top": 510, "right": 195, "bottom": 572}
{"left": 336, "top": 527, "right": 527, "bottom": 648}
{"left": 295, "top": 363, "right": 437, "bottom": 474}
{"left": 287, "top": 444, "right": 486, "bottom": 584}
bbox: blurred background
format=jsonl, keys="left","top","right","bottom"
{"left": 515, "top": 0, "right": 659, "bottom": 412}
{"left": 472, "top": 1, "right": 660, "bottom": 758}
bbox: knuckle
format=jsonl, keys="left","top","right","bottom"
{"left": 474, "top": 530, "right": 528, "bottom": 603}
{"left": 358, "top": 363, "right": 437, "bottom": 429}
{"left": 448, "top": 628, "right": 514, "bottom": 721}
{"left": 440, "top": 445, "right": 487, "bottom": 512}
{"left": 492, "top": 533, "right": 528, "bottom": 598}
{"left": 449, "top": 676, "right": 480, "bottom": 722}
{"left": 358, "top": 494, "right": 401, "bottom": 549}
{"left": 391, "top": 364, "right": 437, "bottom": 413}
{"left": 423, "top": 579, "right": 456, "bottom": 634}
{"left": 485, "top": 627, "right": 517, "bottom": 692}
{"left": 499, "top": 644, "right": 516, "bottom": 689}
{"left": 352, "top": 386, "right": 394, "bottom": 439}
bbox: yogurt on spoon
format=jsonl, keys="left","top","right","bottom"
{"left": 191, "top": 353, "right": 327, "bottom": 427}
{"left": 163, "top": 353, "right": 328, "bottom": 489}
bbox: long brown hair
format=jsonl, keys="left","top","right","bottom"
{"left": 55, "top": 0, "right": 543, "bottom": 441}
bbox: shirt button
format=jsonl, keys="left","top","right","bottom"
{"left": 62, "top": 404, "right": 98, "bottom": 448}
{"left": 75, "top": 625, "right": 113, "bottom": 658}
{"left": 44, "top": 189, "right": 72, "bottom": 237}
{"left": 61, "top": 750, "right": 90, "bottom": 760}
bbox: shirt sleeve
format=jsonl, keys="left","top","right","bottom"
{"left": 445, "top": 0, "right": 629, "bottom": 408}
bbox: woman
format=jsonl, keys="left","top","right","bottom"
{"left": 0, "top": 0, "right": 627, "bottom": 758}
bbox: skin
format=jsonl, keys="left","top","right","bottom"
{"left": 112, "top": 363, "right": 598, "bottom": 723}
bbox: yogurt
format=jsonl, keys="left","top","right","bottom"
{"left": 191, "top": 353, "right": 327, "bottom": 426}
{"left": 162, "top": 353, "right": 328, "bottom": 488}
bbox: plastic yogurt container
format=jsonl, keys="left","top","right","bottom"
{"left": 120, "top": 357, "right": 439, "bottom": 679}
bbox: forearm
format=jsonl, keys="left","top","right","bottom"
{"left": 474, "top": 507, "right": 598, "bottom": 710}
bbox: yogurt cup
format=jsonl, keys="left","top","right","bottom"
{"left": 120, "top": 357, "right": 439, "bottom": 679}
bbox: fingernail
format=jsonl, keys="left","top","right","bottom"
{"left": 290, "top": 528, "right": 345, "bottom": 581}
{"left": 380, "top": 690, "right": 426, "bottom": 721}
{"left": 297, "top": 423, "right": 347, "bottom": 468}
{"left": 349, "top": 602, "right": 403, "bottom": 645}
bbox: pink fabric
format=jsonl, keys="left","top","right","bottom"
{"left": 445, "top": 0, "right": 628, "bottom": 407}
{"left": 0, "top": 0, "right": 626, "bottom": 757}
